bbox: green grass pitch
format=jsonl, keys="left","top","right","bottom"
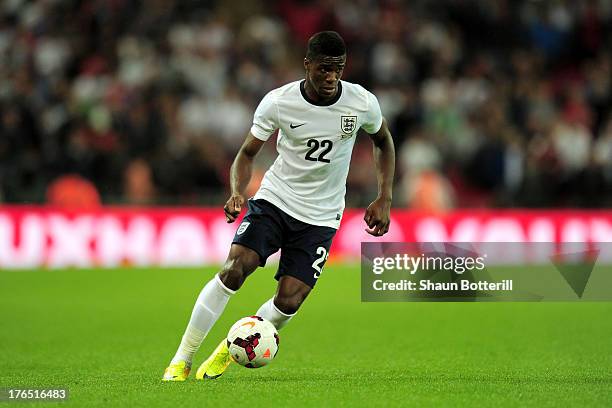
{"left": 1, "top": 264, "right": 611, "bottom": 407}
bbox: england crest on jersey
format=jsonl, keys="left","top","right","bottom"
{"left": 237, "top": 221, "right": 250, "bottom": 235}
{"left": 341, "top": 115, "right": 357, "bottom": 135}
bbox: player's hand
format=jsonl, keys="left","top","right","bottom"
{"left": 224, "top": 194, "right": 245, "bottom": 223}
{"left": 364, "top": 197, "right": 391, "bottom": 236}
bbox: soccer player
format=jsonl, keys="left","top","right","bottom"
{"left": 163, "top": 31, "right": 395, "bottom": 381}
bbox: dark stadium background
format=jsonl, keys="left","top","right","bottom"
{"left": 1, "top": 0, "right": 610, "bottom": 209}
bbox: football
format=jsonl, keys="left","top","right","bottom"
{"left": 227, "top": 316, "right": 279, "bottom": 368}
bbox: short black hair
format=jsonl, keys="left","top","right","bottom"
{"left": 306, "top": 31, "right": 346, "bottom": 60}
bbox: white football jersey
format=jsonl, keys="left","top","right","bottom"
{"left": 250, "top": 80, "right": 383, "bottom": 229}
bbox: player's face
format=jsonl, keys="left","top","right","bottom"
{"left": 304, "top": 55, "right": 346, "bottom": 101}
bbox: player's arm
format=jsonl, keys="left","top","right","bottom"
{"left": 224, "top": 132, "right": 265, "bottom": 223}
{"left": 364, "top": 117, "right": 395, "bottom": 236}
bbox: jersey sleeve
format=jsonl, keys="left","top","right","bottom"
{"left": 360, "top": 91, "right": 383, "bottom": 134}
{"left": 250, "top": 91, "right": 278, "bottom": 141}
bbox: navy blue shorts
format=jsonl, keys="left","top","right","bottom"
{"left": 232, "top": 199, "right": 337, "bottom": 288}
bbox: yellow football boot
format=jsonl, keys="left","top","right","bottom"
{"left": 162, "top": 360, "right": 191, "bottom": 381}
{"left": 195, "top": 339, "right": 232, "bottom": 380}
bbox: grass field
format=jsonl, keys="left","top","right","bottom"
{"left": 1, "top": 264, "right": 612, "bottom": 407}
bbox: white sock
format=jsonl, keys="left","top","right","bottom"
{"left": 171, "top": 274, "right": 235, "bottom": 364}
{"left": 256, "top": 297, "right": 295, "bottom": 330}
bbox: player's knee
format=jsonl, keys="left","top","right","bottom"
{"left": 273, "top": 293, "right": 305, "bottom": 315}
{"left": 219, "top": 259, "right": 252, "bottom": 291}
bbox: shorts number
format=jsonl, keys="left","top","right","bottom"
{"left": 305, "top": 139, "right": 333, "bottom": 163}
{"left": 312, "top": 246, "right": 329, "bottom": 279}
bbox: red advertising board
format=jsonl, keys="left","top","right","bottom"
{"left": 1, "top": 206, "right": 611, "bottom": 268}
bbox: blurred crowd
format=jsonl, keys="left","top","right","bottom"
{"left": 1, "top": 0, "right": 612, "bottom": 209}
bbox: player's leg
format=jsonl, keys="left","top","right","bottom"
{"left": 256, "top": 275, "right": 311, "bottom": 329}
{"left": 163, "top": 244, "right": 259, "bottom": 381}
{"left": 193, "top": 199, "right": 283, "bottom": 380}
{"left": 256, "top": 222, "right": 336, "bottom": 330}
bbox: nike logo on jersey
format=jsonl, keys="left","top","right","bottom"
{"left": 290, "top": 123, "right": 306, "bottom": 129}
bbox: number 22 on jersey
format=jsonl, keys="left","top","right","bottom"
{"left": 304, "top": 139, "right": 333, "bottom": 163}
